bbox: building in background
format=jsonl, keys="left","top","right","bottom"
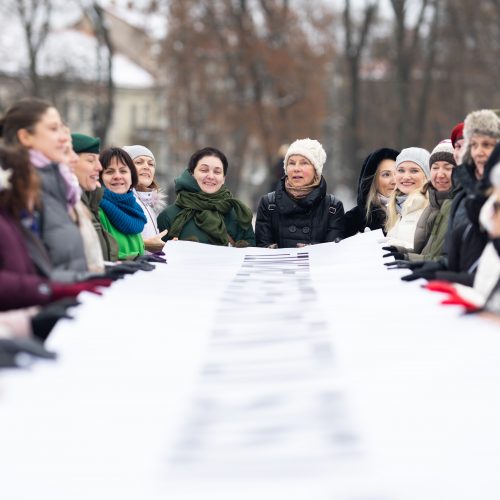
{"left": 0, "top": 1, "right": 170, "bottom": 188}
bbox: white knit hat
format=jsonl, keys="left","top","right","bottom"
{"left": 283, "top": 138, "right": 327, "bottom": 177}
{"left": 395, "top": 147, "right": 431, "bottom": 178}
{"left": 429, "top": 139, "right": 456, "bottom": 167}
{"left": 122, "top": 145, "right": 155, "bottom": 162}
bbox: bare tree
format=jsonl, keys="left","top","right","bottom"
{"left": 390, "top": 0, "right": 439, "bottom": 147}
{"left": 15, "top": 0, "right": 52, "bottom": 96}
{"left": 162, "top": 0, "right": 331, "bottom": 194}
{"left": 86, "top": 2, "right": 114, "bottom": 145}
{"left": 342, "top": 0, "right": 378, "bottom": 175}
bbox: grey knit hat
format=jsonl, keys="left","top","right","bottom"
{"left": 429, "top": 139, "right": 456, "bottom": 167}
{"left": 122, "top": 145, "right": 155, "bottom": 163}
{"left": 395, "top": 147, "right": 431, "bottom": 178}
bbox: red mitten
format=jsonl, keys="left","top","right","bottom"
{"left": 50, "top": 281, "right": 105, "bottom": 301}
{"left": 441, "top": 296, "right": 480, "bottom": 313}
{"left": 424, "top": 280, "right": 457, "bottom": 294}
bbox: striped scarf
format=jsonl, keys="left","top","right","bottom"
{"left": 100, "top": 189, "right": 147, "bottom": 234}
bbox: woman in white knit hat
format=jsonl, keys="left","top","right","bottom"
{"left": 383, "top": 146, "right": 431, "bottom": 248}
{"left": 122, "top": 145, "right": 167, "bottom": 253}
{"left": 255, "top": 138, "right": 345, "bottom": 248}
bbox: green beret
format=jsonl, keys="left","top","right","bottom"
{"left": 71, "top": 133, "right": 100, "bottom": 154}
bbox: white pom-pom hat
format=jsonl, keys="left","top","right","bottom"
{"left": 283, "top": 138, "right": 327, "bottom": 177}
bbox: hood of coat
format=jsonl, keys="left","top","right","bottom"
{"left": 356, "top": 148, "right": 399, "bottom": 207}
{"left": 277, "top": 175, "right": 327, "bottom": 213}
{"left": 174, "top": 169, "right": 201, "bottom": 194}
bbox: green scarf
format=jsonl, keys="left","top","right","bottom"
{"left": 170, "top": 185, "right": 253, "bottom": 245}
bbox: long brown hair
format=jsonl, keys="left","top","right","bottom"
{"left": 0, "top": 146, "right": 39, "bottom": 217}
{"left": 0, "top": 97, "right": 53, "bottom": 146}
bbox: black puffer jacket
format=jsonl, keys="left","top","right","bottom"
{"left": 344, "top": 148, "right": 399, "bottom": 237}
{"left": 444, "top": 143, "right": 500, "bottom": 257}
{"left": 255, "top": 176, "right": 345, "bottom": 248}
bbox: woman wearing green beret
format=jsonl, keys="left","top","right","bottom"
{"left": 157, "top": 147, "right": 255, "bottom": 246}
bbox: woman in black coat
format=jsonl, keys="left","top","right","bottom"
{"left": 255, "top": 138, "right": 345, "bottom": 248}
{"left": 343, "top": 147, "right": 399, "bottom": 238}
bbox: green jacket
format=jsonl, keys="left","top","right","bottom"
{"left": 81, "top": 189, "right": 119, "bottom": 262}
{"left": 157, "top": 170, "right": 255, "bottom": 246}
{"left": 409, "top": 198, "right": 452, "bottom": 262}
{"left": 99, "top": 208, "right": 145, "bottom": 260}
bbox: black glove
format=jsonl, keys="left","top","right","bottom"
{"left": 385, "top": 259, "right": 412, "bottom": 269}
{"left": 31, "top": 299, "right": 78, "bottom": 342}
{"left": 385, "top": 260, "right": 425, "bottom": 269}
{"left": 0, "top": 337, "right": 57, "bottom": 369}
{"left": 104, "top": 262, "right": 141, "bottom": 280}
{"left": 129, "top": 260, "right": 155, "bottom": 271}
{"left": 135, "top": 254, "right": 167, "bottom": 264}
{"left": 382, "top": 245, "right": 399, "bottom": 253}
{"left": 382, "top": 245, "right": 408, "bottom": 260}
{"left": 401, "top": 261, "right": 445, "bottom": 282}
{"left": 383, "top": 251, "right": 407, "bottom": 260}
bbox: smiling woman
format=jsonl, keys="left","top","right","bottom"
{"left": 157, "top": 147, "right": 255, "bottom": 246}
{"left": 384, "top": 147, "right": 431, "bottom": 248}
{"left": 123, "top": 145, "right": 167, "bottom": 253}
{"left": 98, "top": 148, "right": 147, "bottom": 259}
{"left": 0, "top": 98, "right": 89, "bottom": 280}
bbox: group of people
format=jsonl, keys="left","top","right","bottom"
{"left": 0, "top": 97, "right": 499, "bottom": 366}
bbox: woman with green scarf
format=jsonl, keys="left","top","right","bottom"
{"left": 157, "top": 147, "right": 255, "bottom": 246}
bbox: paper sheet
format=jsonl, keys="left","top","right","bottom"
{"left": 0, "top": 231, "right": 499, "bottom": 499}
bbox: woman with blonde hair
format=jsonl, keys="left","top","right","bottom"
{"left": 383, "top": 147, "right": 431, "bottom": 248}
{"left": 344, "top": 148, "right": 398, "bottom": 237}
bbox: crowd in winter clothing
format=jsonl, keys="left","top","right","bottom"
{"left": 0, "top": 97, "right": 499, "bottom": 367}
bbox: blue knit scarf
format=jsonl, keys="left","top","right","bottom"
{"left": 100, "top": 189, "right": 147, "bottom": 235}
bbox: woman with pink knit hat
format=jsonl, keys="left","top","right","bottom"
{"left": 255, "top": 138, "right": 345, "bottom": 248}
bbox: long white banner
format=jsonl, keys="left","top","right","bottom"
{"left": 0, "top": 230, "right": 499, "bottom": 500}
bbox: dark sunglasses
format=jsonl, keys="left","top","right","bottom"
{"left": 494, "top": 201, "right": 500, "bottom": 214}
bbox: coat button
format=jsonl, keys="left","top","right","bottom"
{"left": 288, "top": 225, "right": 297, "bottom": 233}
{"left": 302, "top": 226, "right": 310, "bottom": 234}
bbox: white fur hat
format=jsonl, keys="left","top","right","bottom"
{"left": 463, "top": 109, "right": 500, "bottom": 142}
{"left": 284, "top": 138, "right": 327, "bottom": 177}
{"left": 459, "top": 110, "right": 500, "bottom": 165}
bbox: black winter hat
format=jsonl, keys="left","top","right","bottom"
{"left": 357, "top": 147, "right": 399, "bottom": 207}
